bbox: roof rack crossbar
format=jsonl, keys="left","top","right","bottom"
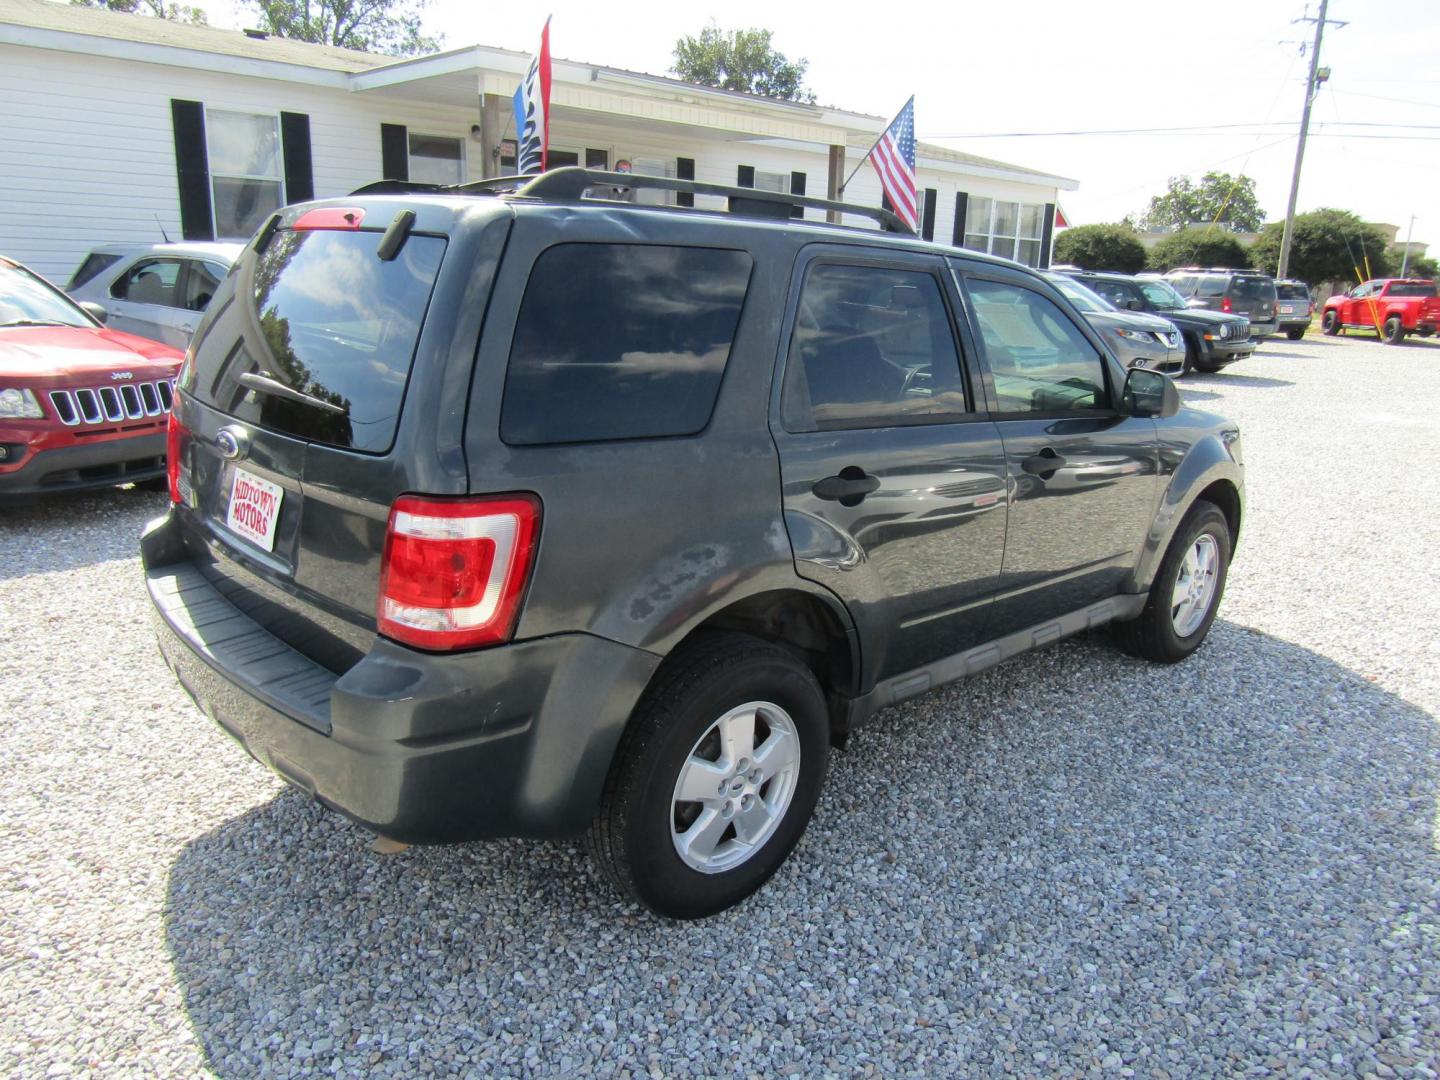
{"left": 511, "top": 168, "right": 914, "bottom": 235}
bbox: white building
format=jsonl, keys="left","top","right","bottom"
{"left": 0, "top": 0, "right": 1077, "bottom": 282}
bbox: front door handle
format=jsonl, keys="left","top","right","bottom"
{"left": 1021, "top": 448, "right": 1067, "bottom": 477}
{"left": 813, "top": 469, "right": 881, "bottom": 504}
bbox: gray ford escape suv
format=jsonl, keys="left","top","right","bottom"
{"left": 144, "top": 169, "right": 1244, "bottom": 918}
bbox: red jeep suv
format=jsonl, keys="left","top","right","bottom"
{"left": 1, "top": 256, "right": 183, "bottom": 497}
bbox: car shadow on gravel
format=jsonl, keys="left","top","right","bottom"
{"left": 163, "top": 621, "right": 1439, "bottom": 1077}
{"left": 0, "top": 485, "right": 165, "bottom": 581}
{"left": 1187, "top": 372, "right": 1294, "bottom": 388}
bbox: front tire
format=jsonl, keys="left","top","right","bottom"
{"left": 587, "top": 633, "right": 830, "bottom": 919}
{"left": 1383, "top": 316, "right": 1405, "bottom": 345}
{"left": 1114, "top": 500, "right": 1232, "bottom": 664}
{"left": 1181, "top": 335, "right": 1202, "bottom": 376}
{"left": 1322, "top": 310, "right": 1340, "bottom": 335}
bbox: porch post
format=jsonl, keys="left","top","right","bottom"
{"left": 480, "top": 92, "right": 508, "bottom": 179}
{"left": 826, "top": 144, "right": 845, "bottom": 224}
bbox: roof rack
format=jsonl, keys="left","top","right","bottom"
{"left": 352, "top": 167, "right": 913, "bottom": 235}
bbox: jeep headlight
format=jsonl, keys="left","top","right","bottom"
{"left": 0, "top": 388, "right": 44, "bottom": 419}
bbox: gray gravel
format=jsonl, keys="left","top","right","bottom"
{"left": 2, "top": 333, "right": 1439, "bottom": 1078}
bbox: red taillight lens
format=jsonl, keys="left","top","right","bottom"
{"left": 1221, "top": 296, "right": 1233, "bottom": 314}
{"left": 165, "top": 410, "right": 186, "bottom": 504}
{"left": 292, "top": 207, "right": 365, "bottom": 231}
{"left": 378, "top": 494, "right": 541, "bottom": 651}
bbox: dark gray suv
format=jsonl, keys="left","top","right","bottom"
{"left": 144, "top": 170, "right": 1244, "bottom": 918}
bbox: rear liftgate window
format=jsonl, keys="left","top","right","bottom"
{"left": 501, "top": 244, "right": 754, "bottom": 445}
{"left": 188, "top": 228, "right": 446, "bottom": 452}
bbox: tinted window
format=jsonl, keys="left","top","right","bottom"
{"left": 1088, "top": 278, "right": 1143, "bottom": 309}
{"left": 113, "top": 258, "right": 183, "bottom": 307}
{"left": 1196, "top": 276, "right": 1228, "bottom": 298}
{"left": 502, "top": 244, "right": 752, "bottom": 445}
{"left": 783, "top": 263, "right": 969, "bottom": 431}
{"left": 184, "top": 229, "right": 446, "bottom": 452}
{"left": 968, "top": 278, "right": 1108, "bottom": 414}
{"left": 1275, "top": 283, "right": 1311, "bottom": 301}
{"left": 69, "top": 252, "right": 123, "bottom": 290}
{"left": 1388, "top": 281, "right": 1437, "bottom": 297}
{"left": 1229, "top": 276, "right": 1275, "bottom": 301}
{"left": 184, "top": 260, "right": 224, "bottom": 312}
{"left": 1168, "top": 274, "right": 1198, "bottom": 294}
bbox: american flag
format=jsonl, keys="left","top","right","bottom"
{"left": 868, "top": 96, "right": 917, "bottom": 231}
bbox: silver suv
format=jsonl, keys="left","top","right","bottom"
{"left": 1162, "top": 268, "right": 1278, "bottom": 340}
{"left": 66, "top": 242, "right": 242, "bottom": 348}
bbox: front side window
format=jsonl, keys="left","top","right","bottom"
{"left": 501, "top": 244, "right": 753, "bottom": 445}
{"left": 1139, "top": 280, "right": 1188, "bottom": 311}
{"left": 408, "top": 134, "right": 464, "bottom": 186}
{"left": 783, "top": 263, "right": 969, "bottom": 432}
{"left": 968, "top": 277, "right": 1108, "bottom": 414}
{"left": 112, "top": 258, "right": 184, "bottom": 307}
{"left": 207, "top": 109, "right": 284, "bottom": 240}
{"left": 963, "top": 197, "right": 1048, "bottom": 267}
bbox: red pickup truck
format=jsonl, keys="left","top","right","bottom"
{"left": 1321, "top": 279, "right": 1440, "bottom": 344}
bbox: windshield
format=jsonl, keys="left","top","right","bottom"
{"left": 0, "top": 262, "right": 93, "bottom": 328}
{"left": 1387, "top": 281, "right": 1437, "bottom": 298}
{"left": 1046, "top": 274, "right": 1114, "bottom": 314}
{"left": 1139, "top": 279, "right": 1188, "bottom": 311}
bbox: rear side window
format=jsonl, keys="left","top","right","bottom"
{"left": 1196, "top": 276, "right": 1228, "bottom": 298}
{"left": 1168, "top": 274, "right": 1197, "bottom": 294}
{"left": 501, "top": 244, "right": 753, "bottom": 445}
{"left": 69, "top": 252, "right": 123, "bottom": 290}
{"left": 1388, "top": 281, "right": 1437, "bottom": 297}
{"left": 185, "top": 229, "right": 446, "bottom": 452}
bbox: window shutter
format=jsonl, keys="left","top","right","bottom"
{"left": 170, "top": 99, "right": 214, "bottom": 242}
{"left": 280, "top": 112, "right": 314, "bottom": 204}
{"left": 790, "top": 171, "right": 806, "bottom": 218}
{"left": 921, "top": 188, "right": 937, "bottom": 242}
{"left": 381, "top": 124, "right": 409, "bottom": 181}
{"left": 737, "top": 165, "right": 755, "bottom": 188}
{"left": 952, "top": 192, "right": 969, "bottom": 246}
{"left": 1040, "top": 202, "right": 1057, "bottom": 268}
{"left": 676, "top": 157, "right": 695, "bottom": 207}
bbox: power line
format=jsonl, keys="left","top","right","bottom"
{"left": 921, "top": 121, "right": 1440, "bottom": 139}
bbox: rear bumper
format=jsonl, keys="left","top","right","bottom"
{"left": 0, "top": 431, "right": 165, "bottom": 497}
{"left": 142, "top": 511, "right": 660, "bottom": 843}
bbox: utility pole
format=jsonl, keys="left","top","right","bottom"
{"left": 1399, "top": 215, "right": 1416, "bottom": 277}
{"left": 1277, "top": 0, "right": 1347, "bottom": 280}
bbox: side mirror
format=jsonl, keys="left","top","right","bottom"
{"left": 79, "top": 301, "right": 108, "bottom": 325}
{"left": 1124, "top": 367, "right": 1180, "bottom": 419}
{"left": 1125, "top": 299, "right": 1144, "bottom": 312}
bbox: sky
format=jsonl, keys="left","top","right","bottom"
{"left": 195, "top": 0, "right": 1440, "bottom": 250}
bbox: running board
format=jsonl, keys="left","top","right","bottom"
{"left": 845, "top": 594, "right": 1147, "bottom": 728}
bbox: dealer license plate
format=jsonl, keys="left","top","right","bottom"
{"left": 225, "top": 466, "right": 284, "bottom": 552}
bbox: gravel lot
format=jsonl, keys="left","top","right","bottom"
{"left": 2, "top": 333, "right": 1438, "bottom": 1078}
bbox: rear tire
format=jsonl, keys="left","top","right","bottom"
{"left": 1181, "top": 336, "right": 1202, "bottom": 376}
{"left": 1383, "top": 316, "right": 1405, "bottom": 345}
{"left": 1285, "top": 326, "right": 1305, "bottom": 341}
{"left": 587, "top": 633, "right": 830, "bottom": 919}
{"left": 1321, "top": 310, "right": 1340, "bottom": 336}
{"left": 1114, "top": 500, "right": 1231, "bottom": 664}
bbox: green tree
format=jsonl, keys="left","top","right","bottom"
{"left": 249, "top": 0, "right": 440, "bottom": 57}
{"left": 71, "top": 0, "right": 207, "bottom": 23}
{"left": 672, "top": 25, "right": 815, "bottom": 102}
{"left": 1248, "top": 209, "right": 1394, "bottom": 286}
{"left": 1052, "top": 223, "right": 1148, "bottom": 275}
{"left": 1147, "top": 228, "right": 1250, "bottom": 272}
{"left": 1139, "top": 172, "right": 1264, "bottom": 233}
{"left": 1401, "top": 255, "right": 1438, "bottom": 280}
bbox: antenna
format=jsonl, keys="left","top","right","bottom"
{"left": 154, "top": 213, "right": 172, "bottom": 244}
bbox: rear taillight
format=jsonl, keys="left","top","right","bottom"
{"left": 1308, "top": 301, "right": 1315, "bottom": 315}
{"left": 1221, "top": 296, "right": 1233, "bottom": 314}
{"left": 378, "top": 494, "right": 541, "bottom": 651}
{"left": 165, "top": 411, "right": 186, "bottom": 504}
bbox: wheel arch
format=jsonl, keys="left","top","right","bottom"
{"left": 1127, "top": 434, "right": 1244, "bottom": 594}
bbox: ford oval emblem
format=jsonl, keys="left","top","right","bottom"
{"left": 215, "top": 428, "right": 246, "bottom": 461}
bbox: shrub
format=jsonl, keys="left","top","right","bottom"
{"left": 1052, "top": 224, "right": 1147, "bottom": 275}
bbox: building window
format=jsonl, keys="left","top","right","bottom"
{"left": 754, "top": 170, "right": 789, "bottom": 194}
{"left": 206, "top": 109, "right": 284, "bottom": 240}
{"left": 408, "top": 134, "right": 464, "bottom": 185}
{"left": 963, "top": 197, "right": 1047, "bottom": 267}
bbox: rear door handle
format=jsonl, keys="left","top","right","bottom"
{"left": 1021, "top": 448, "right": 1067, "bottom": 476}
{"left": 813, "top": 469, "right": 881, "bottom": 503}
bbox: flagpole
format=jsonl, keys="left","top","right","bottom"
{"left": 840, "top": 95, "right": 913, "bottom": 196}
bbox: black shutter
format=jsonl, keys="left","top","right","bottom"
{"left": 677, "top": 157, "right": 695, "bottom": 207}
{"left": 170, "top": 99, "right": 214, "bottom": 242}
{"left": 881, "top": 192, "right": 894, "bottom": 214}
{"left": 1040, "top": 202, "right": 1057, "bottom": 268}
{"left": 952, "top": 192, "right": 970, "bottom": 246}
{"left": 381, "top": 124, "right": 409, "bottom": 181}
{"left": 280, "top": 112, "right": 314, "bottom": 204}
{"left": 920, "top": 188, "right": 937, "bottom": 242}
{"left": 737, "top": 165, "right": 755, "bottom": 188}
{"left": 790, "top": 171, "right": 806, "bottom": 218}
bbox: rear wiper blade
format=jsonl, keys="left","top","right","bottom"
{"left": 238, "top": 371, "right": 348, "bottom": 416}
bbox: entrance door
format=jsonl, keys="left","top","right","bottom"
{"left": 957, "top": 265, "right": 1159, "bottom": 636}
{"left": 772, "top": 247, "right": 1009, "bottom": 685}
